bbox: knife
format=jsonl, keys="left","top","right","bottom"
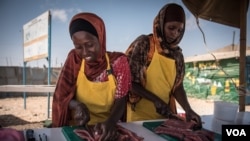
{"left": 168, "top": 113, "right": 186, "bottom": 121}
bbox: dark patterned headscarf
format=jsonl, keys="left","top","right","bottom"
{"left": 153, "top": 3, "right": 185, "bottom": 49}
{"left": 125, "top": 3, "right": 186, "bottom": 112}
{"left": 126, "top": 3, "right": 186, "bottom": 92}
{"left": 153, "top": 3, "right": 186, "bottom": 90}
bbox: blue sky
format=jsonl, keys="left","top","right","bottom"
{"left": 0, "top": 0, "right": 249, "bottom": 67}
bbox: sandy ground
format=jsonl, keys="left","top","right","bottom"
{"left": 0, "top": 96, "right": 52, "bottom": 130}
{"left": 0, "top": 95, "right": 249, "bottom": 131}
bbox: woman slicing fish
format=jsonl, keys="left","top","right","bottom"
{"left": 125, "top": 3, "right": 202, "bottom": 129}
{"left": 52, "top": 12, "right": 131, "bottom": 141}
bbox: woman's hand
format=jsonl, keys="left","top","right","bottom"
{"left": 185, "top": 109, "right": 202, "bottom": 130}
{"left": 69, "top": 100, "right": 90, "bottom": 126}
{"left": 154, "top": 98, "right": 172, "bottom": 117}
{"left": 73, "top": 102, "right": 90, "bottom": 126}
{"left": 93, "top": 122, "right": 119, "bottom": 141}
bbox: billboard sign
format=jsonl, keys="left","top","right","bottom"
{"left": 23, "top": 11, "right": 50, "bottom": 62}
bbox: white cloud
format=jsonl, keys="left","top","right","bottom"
{"left": 50, "top": 8, "right": 83, "bottom": 23}
{"left": 51, "top": 9, "right": 68, "bottom": 22}
{"left": 186, "top": 14, "right": 198, "bottom": 31}
{"left": 68, "top": 8, "right": 82, "bottom": 13}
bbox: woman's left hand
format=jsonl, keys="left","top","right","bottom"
{"left": 93, "top": 122, "right": 119, "bottom": 141}
{"left": 185, "top": 109, "right": 202, "bottom": 130}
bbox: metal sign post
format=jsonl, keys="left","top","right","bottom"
{"left": 22, "top": 10, "right": 52, "bottom": 118}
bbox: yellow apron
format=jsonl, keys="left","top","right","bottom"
{"left": 127, "top": 47, "right": 176, "bottom": 122}
{"left": 75, "top": 54, "right": 116, "bottom": 125}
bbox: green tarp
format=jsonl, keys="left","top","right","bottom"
{"left": 184, "top": 58, "right": 239, "bottom": 103}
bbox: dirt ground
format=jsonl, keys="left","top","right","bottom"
{"left": 0, "top": 95, "right": 249, "bottom": 131}
{"left": 0, "top": 96, "right": 52, "bottom": 131}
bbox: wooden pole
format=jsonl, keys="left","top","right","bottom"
{"left": 239, "top": 0, "right": 247, "bottom": 112}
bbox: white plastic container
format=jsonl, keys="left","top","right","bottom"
{"left": 235, "top": 112, "right": 250, "bottom": 124}
{"left": 213, "top": 101, "right": 238, "bottom": 122}
{"left": 211, "top": 117, "right": 232, "bottom": 134}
